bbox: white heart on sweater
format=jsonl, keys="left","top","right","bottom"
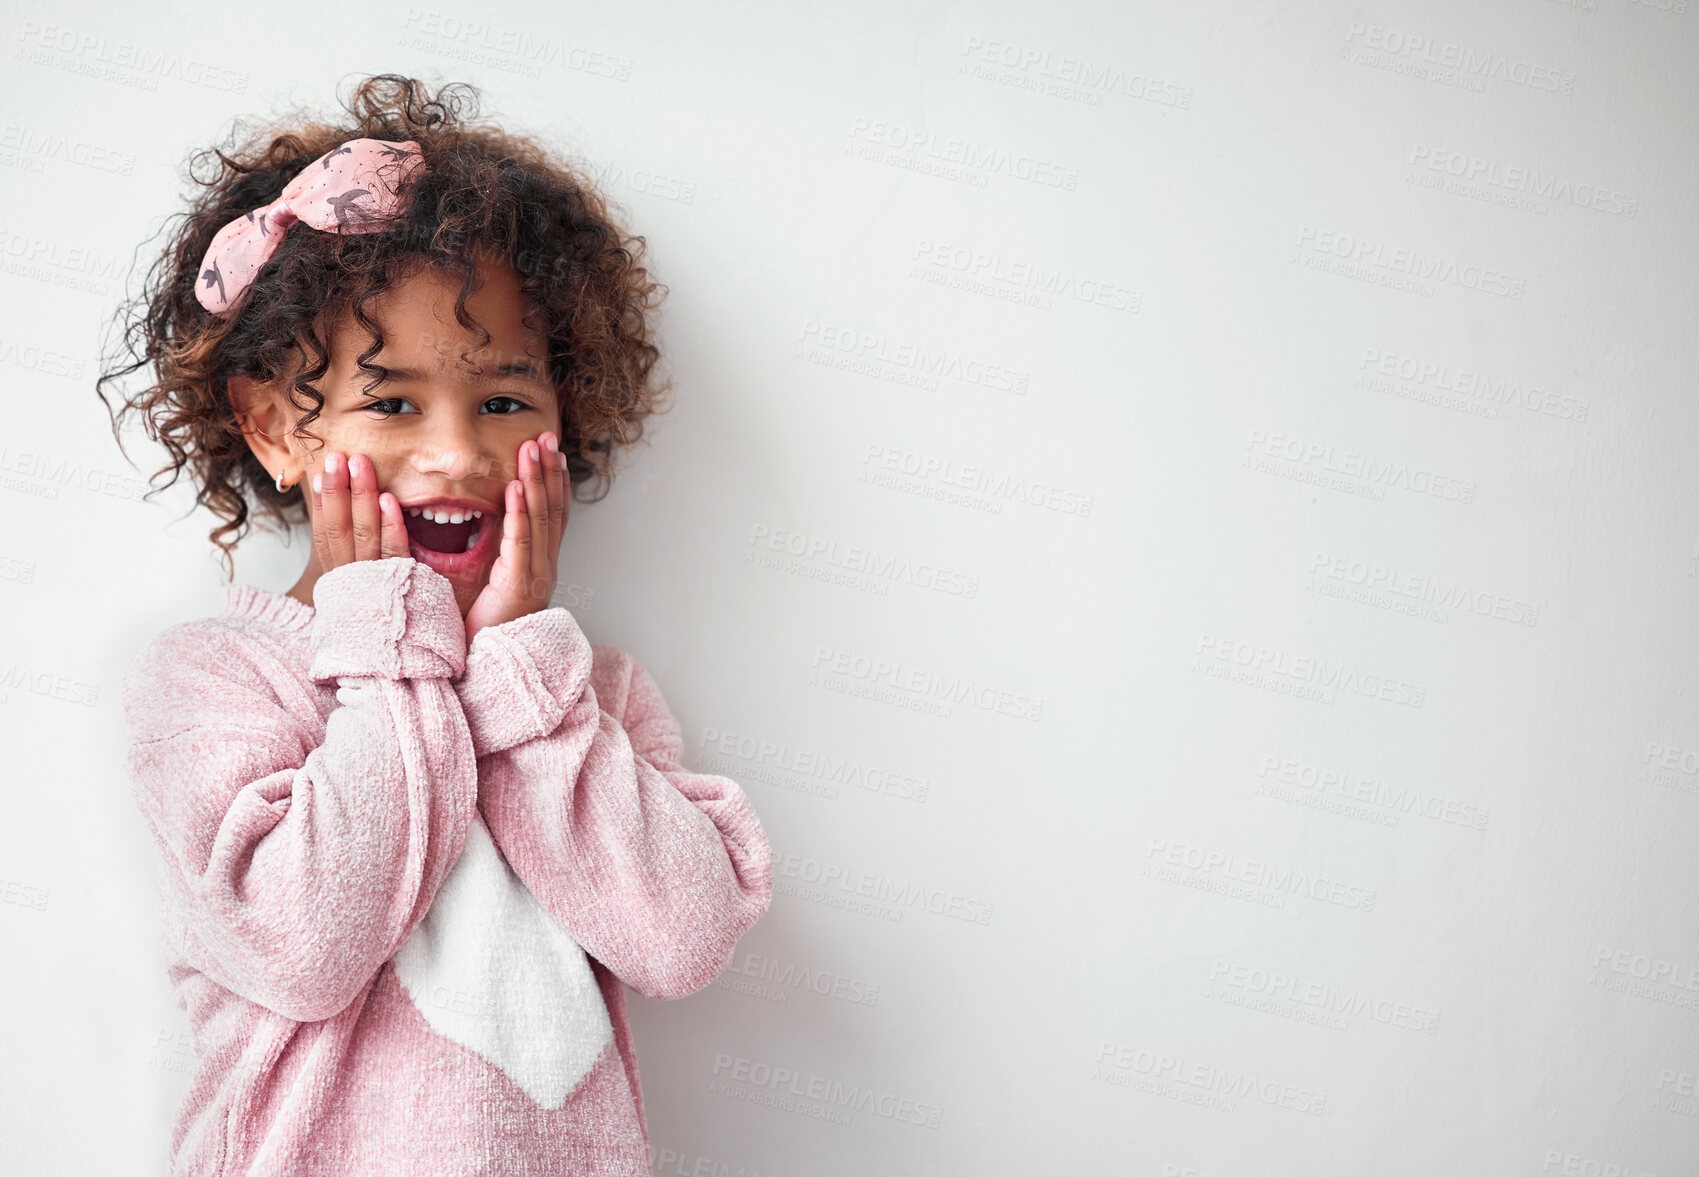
{"left": 391, "top": 811, "right": 613, "bottom": 1108}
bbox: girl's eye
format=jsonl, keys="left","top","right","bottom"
{"left": 361, "top": 397, "right": 418, "bottom": 417}
{"left": 358, "top": 395, "right": 531, "bottom": 416}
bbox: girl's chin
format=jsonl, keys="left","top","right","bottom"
{"left": 406, "top": 544, "right": 495, "bottom": 617}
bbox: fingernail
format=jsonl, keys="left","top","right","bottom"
{"left": 325, "top": 452, "right": 339, "bottom": 474}
{"left": 543, "top": 434, "right": 558, "bottom": 452}
{"left": 312, "top": 473, "right": 322, "bottom": 493}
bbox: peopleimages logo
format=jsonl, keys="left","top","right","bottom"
{"left": 1196, "top": 632, "right": 1427, "bottom": 709}
{"left": 774, "top": 848, "right": 995, "bottom": 926}
{"left": 846, "top": 116, "right": 1080, "bottom": 189}
{"left": 0, "top": 335, "right": 85, "bottom": 381}
{"left": 1207, "top": 959, "right": 1441, "bottom": 1034}
{"left": 648, "top": 1145, "right": 783, "bottom": 1177}
{"left": 748, "top": 522, "right": 982, "bottom": 598}
{"left": 1357, "top": 347, "right": 1591, "bottom": 423}
{"left": 1308, "top": 549, "right": 1541, "bottom": 628}
{"left": 958, "top": 34, "right": 1195, "bottom": 107}
{"left": 1593, "top": 946, "right": 1699, "bottom": 991}
{"left": 0, "top": 661, "right": 100, "bottom": 707}
{"left": 799, "top": 320, "right": 1032, "bottom": 394}
{"left": 1341, "top": 21, "right": 1576, "bottom": 94}
{"left": 1094, "top": 1040, "right": 1328, "bottom": 1115}
{"left": 1256, "top": 754, "right": 1492, "bottom": 832}
{"left": 699, "top": 724, "right": 933, "bottom": 803}
{"left": 1145, "top": 837, "right": 1379, "bottom": 913}
{"left": 711, "top": 1053, "right": 943, "bottom": 1128}
{"left": 910, "top": 239, "right": 1140, "bottom": 312}
{"left": 16, "top": 21, "right": 251, "bottom": 92}
{"left": 1408, "top": 145, "right": 1638, "bottom": 217}
{"left": 1294, "top": 227, "right": 1526, "bottom": 300}
{"left": 0, "top": 124, "right": 137, "bottom": 175}
{"left": 860, "top": 441, "right": 1094, "bottom": 519}
{"left": 719, "top": 948, "right": 881, "bottom": 1006}
{"left": 809, "top": 643, "right": 1045, "bottom": 722}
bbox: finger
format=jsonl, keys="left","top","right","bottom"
{"left": 323, "top": 451, "right": 353, "bottom": 568}
{"left": 513, "top": 450, "right": 538, "bottom": 594}
{"left": 543, "top": 432, "right": 566, "bottom": 561}
{"left": 532, "top": 438, "right": 559, "bottom": 603}
{"left": 497, "top": 478, "right": 524, "bottom": 587}
{"left": 522, "top": 440, "right": 549, "bottom": 599}
{"left": 348, "top": 454, "right": 381, "bottom": 562}
{"left": 310, "top": 469, "right": 331, "bottom": 573}
{"left": 378, "top": 492, "right": 410, "bottom": 559}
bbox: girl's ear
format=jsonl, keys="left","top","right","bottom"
{"left": 229, "top": 375, "right": 300, "bottom": 484}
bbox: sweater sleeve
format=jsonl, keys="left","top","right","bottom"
{"left": 454, "top": 607, "right": 774, "bottom": 1001}
{"left": 122, "top": 557, "right": 480, "bottom": 1023}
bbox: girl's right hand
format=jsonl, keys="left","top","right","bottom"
{"left": 309, "top": 450, "right": 410, "bottom": 573}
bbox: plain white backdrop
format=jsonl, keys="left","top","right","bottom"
{"left": 2, "top": 0, "right": 1697, "bottom": 1173}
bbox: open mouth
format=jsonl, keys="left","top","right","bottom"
{"left": 400, "top": 504, "right": 499, "bottom": 580}
{"left": 404, "top": 510, "right": 484, "bottom": 553}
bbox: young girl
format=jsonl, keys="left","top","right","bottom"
{"left": 99, "top": 75, "right": 774, "bottom": 1176}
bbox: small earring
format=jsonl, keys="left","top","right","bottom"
{"left": 275, "top": 468, "right": 292, "bottom": 493}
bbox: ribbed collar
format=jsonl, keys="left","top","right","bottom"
{"left": 220, "top": 580, "right": 315, "bottom": 633}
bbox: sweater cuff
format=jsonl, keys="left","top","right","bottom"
{"left": 308, "top": 558, "right": 468, "bottom": 681}
{"left": 457, "top": 607, "right": 592, "bottom": 758}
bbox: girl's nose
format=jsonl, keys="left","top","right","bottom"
{"left": 406, "top": 420, "right": 503, "bottom": 483}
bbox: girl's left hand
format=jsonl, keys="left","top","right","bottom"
{"left": 464, "top": 432, "right": 568, "bottom": 644}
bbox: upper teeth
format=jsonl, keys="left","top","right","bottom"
{"left": 407, "top": 507, "right": 484, "bottom": 524}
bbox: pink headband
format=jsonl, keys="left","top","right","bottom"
{"left": 195, "top": 138, "right": 428, "bottom": 318}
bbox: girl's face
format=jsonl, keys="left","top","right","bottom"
{"left": 233, "top": 257, "right": 562, "bottom": 613}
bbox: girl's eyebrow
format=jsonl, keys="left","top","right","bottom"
{"left": 365, "top": 359, "right": 548, "bottom": 384}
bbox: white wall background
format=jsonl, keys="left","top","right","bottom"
{"left": 2, "top": 0, "right": 1696, "bottom": 1173}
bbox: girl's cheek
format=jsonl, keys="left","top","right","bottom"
{"left": 365, "top": 450, "right": 409, "bottom": 491}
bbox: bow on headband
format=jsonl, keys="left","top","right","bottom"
{"left": 195, "top": 138, "right": 428, "bottom": 317}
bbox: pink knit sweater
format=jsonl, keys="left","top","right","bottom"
{"left": 122, "top": 557, "right": 774, "bottom": 1176}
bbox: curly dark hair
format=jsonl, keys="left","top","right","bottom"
{"left": 96, "top": 73, "right": 672, "bottom": 579}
